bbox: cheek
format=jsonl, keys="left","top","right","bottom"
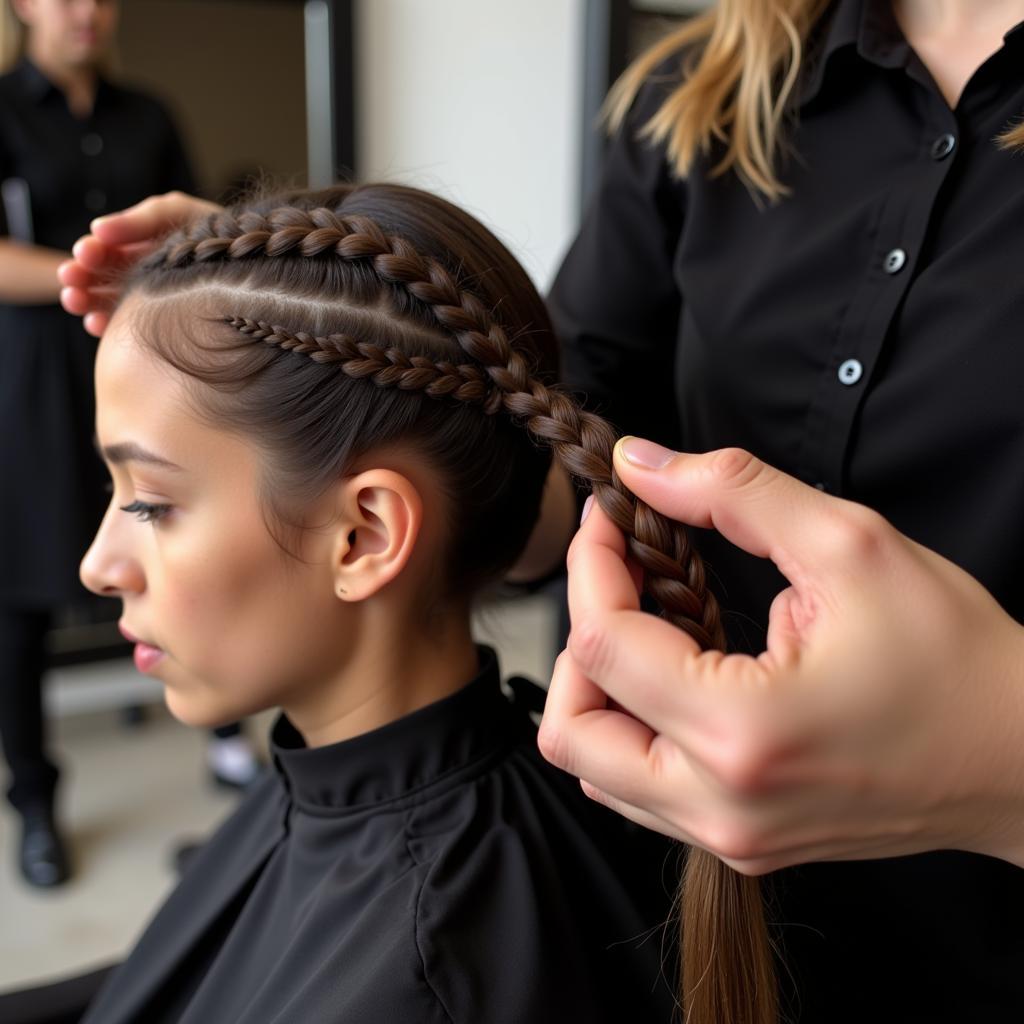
{"left": 151, "top": 521, "right": 342, "bottom": 707}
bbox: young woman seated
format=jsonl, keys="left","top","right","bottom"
{"left": 74, "top": 183, "right": 679, "bottom": 1023}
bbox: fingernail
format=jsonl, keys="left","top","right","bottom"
{"left": 618, "top": 436, "right": 676, "bottom": 469}
{"left": 580, "top": 495, "right": 594, "bottom": 525}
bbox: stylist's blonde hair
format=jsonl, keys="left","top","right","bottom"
{"left": 1, "top": 0, "right": 22, "bottom": 70}
{"left": 608, "top": 0, "right": 1024, "bottom": 202}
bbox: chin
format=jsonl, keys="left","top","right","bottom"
{"left": 163, "top": 689, "right": 234, "bottom": 730}
{"left": 67, "top": 47, "right": 104, "bottom": 69}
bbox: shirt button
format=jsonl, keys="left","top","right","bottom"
{"left": 837, "top": 358, "right": 863, "bottom": 386}
{"left": 84, "top": 188, "right": 107, "bottom": 211}
{"left": 930, "top": 133, "right": 956, "bottom": 160}
{"left": 81, "top": 132, "right": 103, "bottom": 156}
{"left": 883, "top": 248, "right": 906, "bottom": 274}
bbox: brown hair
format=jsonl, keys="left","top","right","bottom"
{"left": 607, "top": 0, "right": 1024, "bottom": 201}
{"left": 121, "top": 183, "right": 773, "bottom": 1023}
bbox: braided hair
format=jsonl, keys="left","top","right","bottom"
{"left": 125, "top": 183, "right": 777, "bottom": 1024}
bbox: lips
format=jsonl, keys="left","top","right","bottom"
{"left": 133, "top": 642, "right": 166, "bottom": 675}
{"left": 119, "top": 622, "right": 166, "bottom": 675}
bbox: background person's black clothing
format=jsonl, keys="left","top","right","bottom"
{"left": 0, "top": 58, "right": 195, "bottom": 812}
{"left": 0, "top": 58, "right": 194, "bottom": 252}
{"left": 0, "top": 608, "right": 54, "bottom": 813}
{"left": 80, "top": 650, "right": 677, "bottom": 1024}
{"left": 549, "top": 1, "right": 1024, "bottom": 1021}
{"left": 0, "top": 58, "right": 196, "bottom": 607}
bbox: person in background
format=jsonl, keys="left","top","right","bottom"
{"left": 0, "top": 0, "right": 257, "bottom": 889}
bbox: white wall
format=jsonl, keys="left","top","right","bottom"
{"left": 355, "top": 0, "right": 585, "bottom": 293}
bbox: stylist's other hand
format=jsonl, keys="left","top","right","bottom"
{"left": 538, "top": 441, "right": 1024, "bottom": 874}
{"left": 58, "top": 191, "right": 221, "bottom": 336}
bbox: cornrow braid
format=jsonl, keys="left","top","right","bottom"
{"left": 151, "top": 206, "right": 725, "bottom": 651}
{"left": 225, "top": 317, "right": 505, "bottom": 414}
{"left": 145, "top": 200, "right": 778, "bottom": 1024}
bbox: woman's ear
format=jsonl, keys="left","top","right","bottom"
{"left": 332, "top": 469, "right": 423, "bottom": 602}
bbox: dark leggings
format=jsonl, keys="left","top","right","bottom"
{"left": 0, "top": 607, "right": 58, "bottom": 813}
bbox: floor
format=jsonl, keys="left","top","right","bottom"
{"left": 0, "top": 594, "right": 557, "bottom": 995}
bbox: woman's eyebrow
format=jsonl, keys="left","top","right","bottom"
{"left": 94, "top": 437, "right": 184, "bottom": 471}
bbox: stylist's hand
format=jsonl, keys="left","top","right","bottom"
{"left": 539, "top": 441, "right": 1024, "bottom": 874}
{"left": 58, "top": 191, "right": 221, "bottom": 336}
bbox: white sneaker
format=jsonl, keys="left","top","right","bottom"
{"left": 207, "top": 735, "right": 262, "bottom": 790}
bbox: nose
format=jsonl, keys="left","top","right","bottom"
{"left": 80, "top": 505, "right": 145, "bottom": 598}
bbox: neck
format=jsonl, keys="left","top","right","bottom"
{"left": 892, "top": 0, "right": 1023, "bottom": 107}
{"left": 27, "top": 44, "right": 98, "bottom": 118}
{"left": 286, "top": 607, "right": 480, "bottom": 749}
{"left": 893, "top": 0, "right": 1024, "bottom": 35}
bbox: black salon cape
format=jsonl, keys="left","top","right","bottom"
{"left": 549, "top": 2, "right": 1024, "bottom": 1021}
{"left": 81, "top": 650, "right": 676, "bottom": 1023}
{"left": 0, "top": 59, "right": 195, "bottom": 606}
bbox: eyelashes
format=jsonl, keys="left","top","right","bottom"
{"left": 119, "top": 499, "right": 172, "bottom": 524}
{"left": 104, "top": 482, "right": 172, "bottom": 524}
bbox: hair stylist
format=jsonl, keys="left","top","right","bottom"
{"left": 536, "top": 1, "right": 1024, "bottom": 1022}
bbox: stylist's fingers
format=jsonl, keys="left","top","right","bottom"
{"left": 544, "top": 653, "right": 766, "bottom": 855}
{"left": 83, "top": 311, "right": 111, "bottom": 337}
{"left": 540, "top": 651, "right": 689, "bottom": 820}
{"left": 565, "top": 482, "right": 787, "bottom": 743}
{"left": 67, "top": 236, "right": 154, "bottom": 276}
{"left": 89, "top": 191, "right": 221, "bottom": 247}
{"left": 60, "top": 284, "right": 118, "bottom": 317}
{"left": 566, "top": 500, "right": 642, "bottom": 618}
{"left": 613, "top": 439, "right": 867, "bottom": 582}
{"left": 543, "top": 647, "right": 608, "bottom": 722}
{"left": 58, "top": 253, "right": 101, "bottom": 287}
{"left": 579, "top": 780, "right": 695, "bottom": 845}
{"left": 570, "top": 609, "right": 730, "bottom": 732}
{"left": 566, "top": 500, "right": 718, "bottom": 730}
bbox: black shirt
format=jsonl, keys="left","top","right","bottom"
{"left": 0, "top": 58, "right": 194, "bottom": 247}
{"left": 0, "top": 59, "right": 195, "bottom": 606}
{"left": 549, "top": 0, "right": 1024, "bottom": 1020}
{"left": 81, "top": 650, "right": 677, "bottom": 1024}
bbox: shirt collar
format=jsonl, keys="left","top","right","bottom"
{"left": 270, "top": 646, "right": 527, "bottom": 813}
{"left": 800, "top": 0, "right": 1024, "bottom": 107}
{"left": 14, "top": 57, "right": 59, "bottom": 103}
{"left": 14, "top": 56, "right": 113, "bottom": 110}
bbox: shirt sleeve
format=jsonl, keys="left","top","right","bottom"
{"left": 547, "top": 68, "right": 687, "bottom": 448}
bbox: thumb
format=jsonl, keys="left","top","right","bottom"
{"left": 613, "top": 438, "right": 845, "bottom": 571}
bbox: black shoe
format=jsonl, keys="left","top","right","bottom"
{"left": 171, "top": 838, "right": 203, "bottom": 876}
{"left": 19, "top": 805, "right": 71, "bottom": 888}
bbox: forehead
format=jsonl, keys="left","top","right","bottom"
{"left": 95, "top": 301, "right": 184, "bottom": 432}
{"left": 94, "top": 299, "right": 252, "bottom": 476}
